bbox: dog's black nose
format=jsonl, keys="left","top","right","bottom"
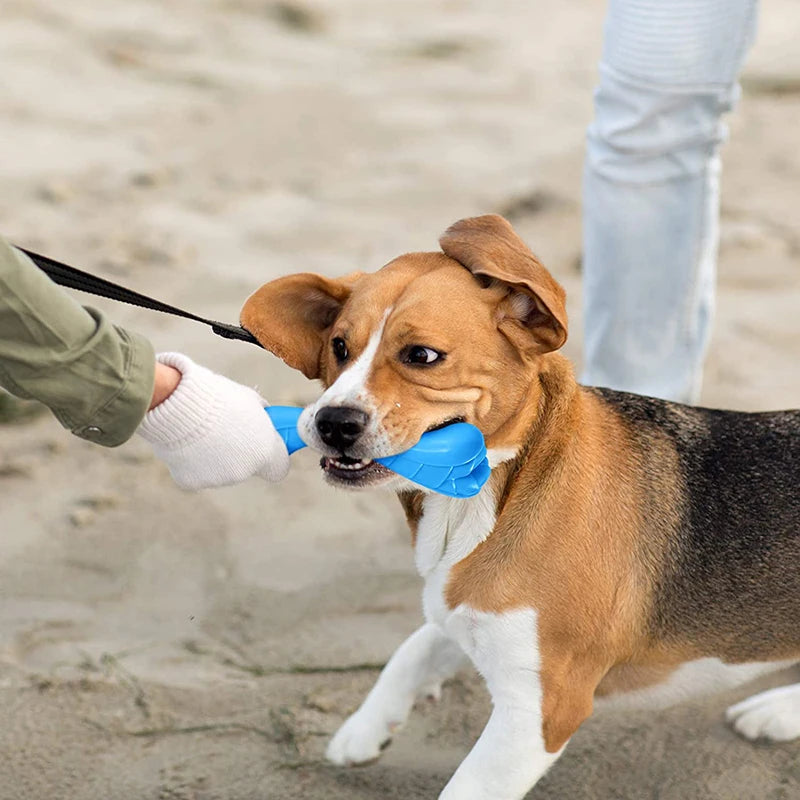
{"left": 315, "top": 406, "right": 368, "bottom": 451}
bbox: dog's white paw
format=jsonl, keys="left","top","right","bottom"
{"left": 418, "top": 679, "right": 443, "bottom": 703}
{"left": 438, "top": 770, "right": 487, "bottom": 800}
{"left": 726, "top": 683, "right": 800, "bottom": 742}
{"left": 326, "top": 709, "right": 400, "bottom": 766}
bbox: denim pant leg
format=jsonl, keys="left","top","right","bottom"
{"left": 581, "top": 0, "right": 759, "bottom": 403}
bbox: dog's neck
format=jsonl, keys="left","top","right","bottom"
{"left": 407, "top": 353, "right": 582, "bottom": 578}
{"left": 481, "top": 351, "right": 577, "bottom": 448}
{"left": 486, "top": 352, "right": 581, "bottom": 506}
{"left": 414, "top": 486, "right": 498, "bottom": 578}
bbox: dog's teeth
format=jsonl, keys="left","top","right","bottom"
{"left": 329, "top": 458, "right": 372, "bottom": 471}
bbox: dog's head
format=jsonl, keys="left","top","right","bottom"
{"left": 241, "top": 214, "right": 567, "bottom": 491}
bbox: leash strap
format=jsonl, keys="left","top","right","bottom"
{"left": 19, "top": 246, "right": 262, "bottom": 347}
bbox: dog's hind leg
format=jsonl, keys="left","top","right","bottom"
{"left": 326, "top": 623, "right": 468, "bottom": 766}
{"left": 726, "top": 681, "right": 800, "bottom": 742}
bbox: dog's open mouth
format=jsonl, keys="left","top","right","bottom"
{"left": 321, "top": 456, "right": 392, "bottom": 487}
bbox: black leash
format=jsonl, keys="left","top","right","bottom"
{"left": 19, "top": 246, "right": 262, "bottom": 347}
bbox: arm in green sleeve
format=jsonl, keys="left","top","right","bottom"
{"left": 0, "top": 238, "right": 155, "bottom": 446}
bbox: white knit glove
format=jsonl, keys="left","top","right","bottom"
{"left": 137, "top": 352, "right": 290, "bottom": 490}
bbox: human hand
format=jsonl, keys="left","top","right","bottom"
{"left": 149, "top": 361, "right": 182, "bottom": 410}
{"left": 137, "top": 352, "right": 290, "bottom": 490}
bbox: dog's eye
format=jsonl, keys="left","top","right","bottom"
{"left": 332, "top": 337, "right": 349, "bottom": 363}
{"left": 404, "top": 346, "right": 442, "bottom": 366}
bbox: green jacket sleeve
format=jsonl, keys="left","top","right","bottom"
{"left": 0, "top": 239, "right": 155, "bottom": 446}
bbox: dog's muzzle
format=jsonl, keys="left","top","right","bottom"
{"left": 315, "top": 406, "right": 368, "bottom": 453}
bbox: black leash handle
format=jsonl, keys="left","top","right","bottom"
{"left": 19, "top": 246, "right": 262, "bottom": 347}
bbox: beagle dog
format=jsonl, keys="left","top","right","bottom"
{"left": 241, "top": 215, "right": 800, "bottom": 799}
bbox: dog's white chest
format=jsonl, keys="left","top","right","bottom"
{"left": 415, "top": 489, "right": 497, "bottom": 627}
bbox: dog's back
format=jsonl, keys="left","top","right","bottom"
{"left": 593, "top": 388, "right": 800, "bottom": 663}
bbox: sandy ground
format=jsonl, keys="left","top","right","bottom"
{"left": 1, "top": 1, "right": 799, "bottom": 798}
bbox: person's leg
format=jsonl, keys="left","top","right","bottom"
{"left": 582, "top": 0, "right": 759, "bottom": 403}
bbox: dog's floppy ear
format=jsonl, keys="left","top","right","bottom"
{"left": 439, "top": 214, "right": 567, "bottom": 354}
{"left": 241, "top": 272, "right": 362, "bottom": 379}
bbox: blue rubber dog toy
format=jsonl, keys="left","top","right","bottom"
{"left": 265, "top": 406, "right": 491, "bottom": 499}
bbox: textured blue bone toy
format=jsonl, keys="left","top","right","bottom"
{"left": 265, "top": 406, "right": 491, "bottom": 499}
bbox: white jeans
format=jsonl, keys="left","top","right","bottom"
{"left": 582, "top": 0, "right": 759, "bottom": 403}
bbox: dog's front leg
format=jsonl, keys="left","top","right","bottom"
{"left": 327, "top": 623, "right": 468, "bottom": 766}
{"left": 440, "top": 607, "right": 590, "bottom": 800}
{"left": 439, "top": 702, "right": 560, "bottom": 800}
